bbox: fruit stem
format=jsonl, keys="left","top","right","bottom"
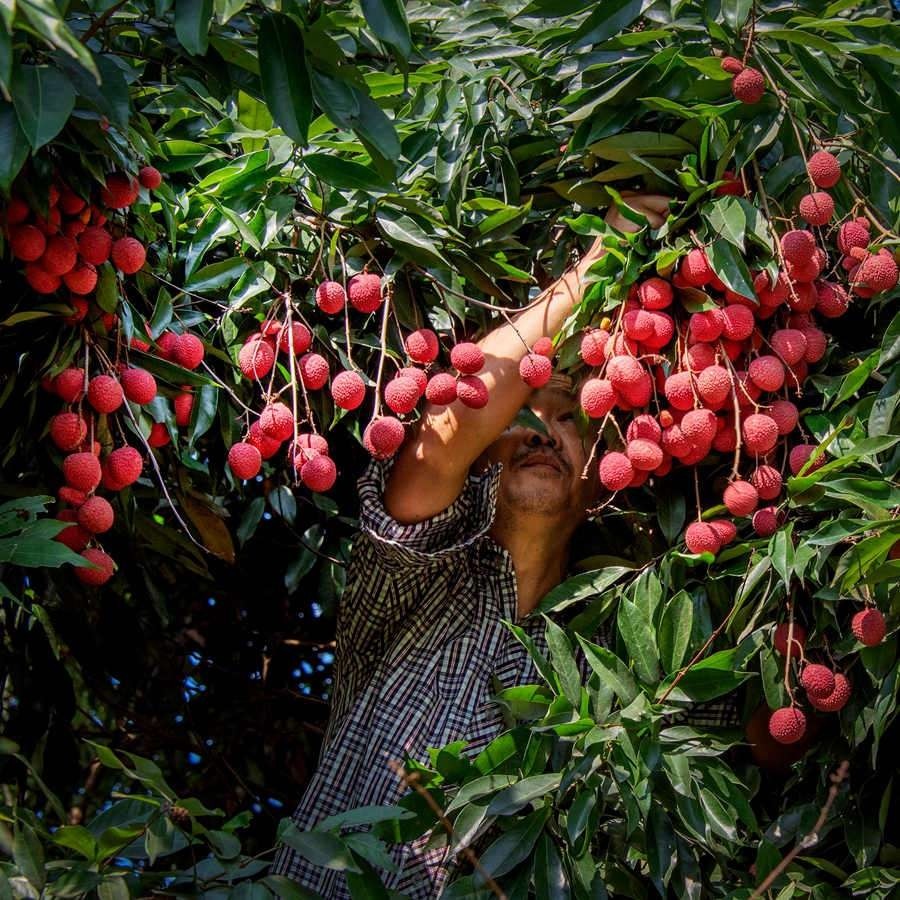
{"left": 372, "top": 283, "right": 392, "bottom": 419}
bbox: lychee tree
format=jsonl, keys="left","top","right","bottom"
{"left": 1, "top": 0, "right": 899, "bottom": 897}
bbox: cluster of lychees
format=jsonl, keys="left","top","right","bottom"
{"left": 720, "top": 56, "right": 766, "bottom": 105}
{"left": 765, "top": 606, "right": 887, "bottom": 746}
{"left": 3, "top": 168, "right": 160, "bottom": 322}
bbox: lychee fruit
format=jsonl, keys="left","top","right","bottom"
{"left": 720, "top": 56, "right": 744, "bottom": 75}
{"left": 781, "top": 230, "right": 816, "bottom": 265}
{"left": 721, "top": 304, "right": 755, "bottom": 340}
{"left": 685, "top": 522, "right": 721, "bottom": 555}
{"left": 814, "top": 282, "right": 849, "bottom": 319}
{"left": 680, "top": 248, "right": 714, "bottom": 287}
{"left": 798, "top": 192, "right": 834, "bottom": 226}
{"left": 626, "top": 414, "right": 662, "bottom": 443}
{"left": 742, "top": 414, "right": 778, "bottom": 454}
{"left": 851, "top": 608, "right": 886, "bottom": 646}
{"left": 101, "top": 173, "right": 139, "bottom": 208}
{"left": 748, "top": 355, "right": 785, "bottom": 392}
{"left": 106, "top": 446, "right": 143, "bottom": 486}
{"left": 532, "top": 336, "right": 554, "bottom": 358}
{"left": 709, "top": 519, "right": 737, "bottom": 545}
{"left": 697, "top": 365, "right": 732, "bottom": 406}
{"left": 807, "top": 151, "right": 840, "bottom": 189}
{"left": 800, "top": 326, "right": 827, "bottom": 363}
{"left": 789, "top": 443, "right": 824, "bottom": 476}
{"left": 155, "top": 331, "right": 178, "bottom": 360}
{"left": 768, "top": 399, "right": 799, "bottom": 435}
{"left": 768, "top": 707, "right": 806, "bottom": 745}
{"left": 347, "top": 273, "right": 383, "bottom": 313}
{"left": 301, "top": 454, "right": 337, "bottom": 492}
{"left": 385, "top": 376, "right": 421, "bottom": 414}
{"left": 752, "top": 506, "right": 780, "bottom": 537}
{"left": 58, "top": 486, "right": 87, "bottom": 507}
{"left": 855, "top": 249, "right": 899, "bottom": 294}
{"left": 9, "top": 225, "right": 47, "bottom": 262}
{"left": 148, "top": 422, "right": 171, "bottom": 447}
{"left": 25, "top": 264, "right": 61, "bottom": 294}
{"left": 173, "top": 333, "right": 205, "bottom": 370}
{"left": 626, "top": 439, "right": 663, "bottom": 472}
{"left": 259, "top": 403, "right": 295, "bottom": 441}
{"left": 598, "top": 452, "right": 634, "bottom": 491}
{"left": 111, "top": 237, "right": 146, "bottom": 274}
{"left": 450, "top": 342, "right": 485, "bottom": 375}
{"left": 331, "top": 370, "right": 366, "bottom": 410}
{"left": 808, "top": 673, "right": 851, "bottom": 712}
{"left": 363, "top": 416, "right": 405, "bottom": 459}
{"left": 49, "top": 412, "right": 87, "bottom": 451}
{"left": 681, "top": 408, "right": 717, "bottom": 446}
{"left": 800, "top": 663, "right": 836, "bottom": 700}
{"left": 63, "top": 452, "right": 102, "bottom": 492}
{"left": 75, "top": 548, "right": 115, "bottom": 586}
{"left": 751, "top": 465, "right": 782, "bottom": 500}
{"left": 63, "top": 262, "right": 98, "bottom": 295}
{"left": 724, "top": 480, "right": 758, "bottom": 516}
{"left": 456, "top": 375, "right": 489, "bottom": 409}
{"left": 238, "top": 340, "right": 275, "bottom": 380}
{"left": 77, "top": 227, "right": 113, "bottom": 265}
{"left": 837, "top": 219, "right": 870, "bottom": 255}
{"left": 228, "top": 442, "right": 262, "bottom": 480}
{"left": 405, "top": 329, "right": 439, "bottom": 364}
{"left": 638, "top": 277, "right": 673, "bottom": 310}
{"left": 174, "top": 389, "right": 193, "bottom": 427}
{"left": 773, "top": 622, "right": 806, "bottom": 659}
{"left": 87, "top": 375, "right": 124, "bottom": 414}
{"left": 624, "top": 309, "right": 654, "bottom": 341}
{"left": 316, "top": 280, "right": 346, "bottom": 314}
{"left": 689, "top": 309, "right": 724, "bottom": 343}
{"left": 769, "top": 329, "right": 807, "bottom": 365}
{"left": 299, "top": 353, "right": 329, "bottom": 389}
{"left": 715, "top": 170, "right": 744, "bottom": 197}
{"left": 58, "top": 519, "right": 94, "bottom": 553}
{"left": 580, "top": 329, "right": 609, "bottom": 366}
{"left": 731, "top": 67, "right": 765, "bottom": 103}
{"left": 425, "top": 373, "right": 458, "bottom": 405}
{"left": 39, "top": 235, "right": 78, "bottom": 275}
{"left": 53, "top": 368, "right": 85, "bottom": 403}
{"left": 247, "top": 421, "right": 281, "bottom": 459}
{"left": 397, "top": 367, "right": 426, "bottom": 397}
{"left": 519, "top": 353, "right": 552, "bottom": 388}
{"left": 139, "top": 166, "right": 162, "bottom": 189}
{"left": 278, "top": 322, "right": 312, "bottom": 355}
{"left": 77, "top": 496, "right": 115, "bottom": 534}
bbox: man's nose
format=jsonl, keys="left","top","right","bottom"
{"left": 525, "top": 426, "right": 561, "bottom": 450}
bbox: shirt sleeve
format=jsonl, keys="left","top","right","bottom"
{"left": 356, "top": 457, "right": 503, "bottom": 571}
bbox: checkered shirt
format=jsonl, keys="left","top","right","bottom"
{"left": 271, "top": 459, "right": 739, "bottom": 898}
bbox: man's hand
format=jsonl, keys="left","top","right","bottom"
{"left": 604, "top": 192, "right": 670, "bottom": 235}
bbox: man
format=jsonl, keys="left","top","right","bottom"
{"left": 272, "top": 194, "right": 734, "bottom": 897}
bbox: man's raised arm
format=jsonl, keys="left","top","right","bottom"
{"left": 385, "top": 195, "right": 670, "bottom": 525}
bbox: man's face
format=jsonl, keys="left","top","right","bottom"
{"left": 479, "top": 384, "right": 597, "bottom": 518}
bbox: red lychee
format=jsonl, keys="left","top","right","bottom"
{"left": 626, "top": 439, "right": 663, "bottom": 472}
{"left": 139, "top": 166, "right": 162, "bottom": 189}
{"left": 87, "top": 375, "right": 124, "bottom": 414}
{"left": 800, "top": 663, "right": 835, "bottom": 700}
{"left": 768, "top": 707, "right": 806, "bottom": 745}
{"left": 681, "top": 408, "right": 717, "bottom": 446}
{"left": 77, "top": 496, "right": 114, "bottom": 534}
{"left": 774, "top": 622, "right": 806, "bottom": 659}
{"left": 54, "top": 368, "right": 86, "bottom": 403}
{"left": 363, "top": 416, "right": 405, "bottom": 459}
{"left": 851, "top": 608, "right": 886, "bottom": 646}
{"left": 721, "top": 304, "right": 755, "bottom": 340}
{"left": 580, "top": 329, "right": 609, "bottom": 366}
{"left": 63, "top": 262, "right": 98, "bottom": 295}
{"left": 798, "top": 192, "right": 834, "bottom": 226}
{"left": 720, "top": 56, "right": 744, "bottom": 75}
{"left": 742, "top": 414, "right": 778, "bottom": 454}
{"left": 278, "top": 322, "right": 312, "bottom": 355}
{"left": 101, "top": 172, "right": 140, "bottom": 208}
{"left": 808, "top": 673, "right": 851, "bottom": 712}
{"left": 63, "top": 452, "right": 102, "bottom": 492}
{"left": 598, "top": 452, "right": 633, "bottom": 491}
{"left": 781, "top": 230, "right": 816, "bottom": 265}
{"left": 732, "top": 67, "right": 765, "bottom": 103}
{"left": 331, "top": 370, "right": 366, "bottom": 410}
{"left": 9, "top": 225, "right": 47, "bottom": 262}
{"left": 855, "top": 249, "right": 899, "bottom": 294}
{"left": 715, "top": 171, "right": 744, "bottom": 197}
{"left": 397, "top": 367, "right": 426, "bottom": 397}
{"left": 77, "top": 227, "right": 113, "bottom": 265}
{"left": 174, "top": 389, "right": 193, "bottom": 427}
{"left": 450, "top": 342, "right": 485, "bottom": 375}
{"left": 752, "top": 506, "right": 780, "bottom": 537}
{"left": 155, "top": 331, "right": 178, "bottom": 360}
{"left": 709, "top": 519, "right": 737, "bottom": 545}
{"left": 687, "top": 342, "right": 717, "bottom": 373}
{"left": 50, "top": 413, "right": 88, "bottom": 451}
{"left": 800, "top": 326, "right": 827, "bottom": 363}
{"left": 638, "top": 277, "right": 673, "bottom": 310}
{"left": 247, "top": 421, "right": 281, "bottom": 459}
{"left": 680, "top": 248, "right": 714, "bottom": 287}
{"left": 685, "top": 522, "right": 721, "bottom": 555}
{"left": 748, "top": 355, "right": 785, "bottom": 392}
{"left": 40, "top": 235, "right": 78, "bottom": 275}
{"left": 238, "top": 340, "right": 275, "bottom": 380}
{"left": 106, "top": 446, "right": 143, "bottom": 486}
{"left": 768, "top": 399, "right": 799, "bottom": 436}
{"left": 532, "top": 336, "right": 554, "bottom": 358}
{"left": 148, "top": 422, "right": 171, "bottom": 447}
{"left": 58, "top": 486, "right": 87, "bottom": 507}
{"left": 173, "top": 333, "right": 205, "bottom": 370}
{"left": 724, "top": 480, "right": 758, "bottom": 516}
{"left": 626, "top": 414, "right": 662, "bottom": 444}
{"left": 385, "top": 376, "right": 421, "bottom": 414}
{"left": 697, "top": 365, "right": 731, "bottom": 406}
{"left": 425, "top": 373, "right": 458, "bottom": 405}
{"left": 807, "top": 151, "right": 840, "bottom": 189}
{"left": 111, "top": 237, "right": 146, "bottom": 274}
{"left": 260, "top": 403, "right": 295, "bottom": 441}
{"left": 769, "top": 329, "right": 807, "bottom": 365}
{"left": 75, "top": 548, "right": 115, "bottom": 586}
{"left": 519, "top": 353, "right": 552, "bottom": 388}
{"left": 405, "top": 329, "right": 439, "bottom": 364}
{"left": 315, "top": 280, "right": 346, "bottom": 314}
{"left": 25, "top": 264, "right": 61, "bottom": 294}
{"left": 837, "top": 219, "right": 870, "bottom": 255}
{"left": 299, "top": 353, "right": 329, "bottom": 389}
{"left": 228, "top": 442, "right": 262, "bottom": 480}
{"left": 789, "top": 443, "right": 824, "bottom": 475}
{"left": 347, "top": 273, "right": 383, "bottom": 313}
{"left": 456, "top": 374, "right": 489, "bottom": 409}
{"left": 301, "top": 454, "right": 337, "bottom": 492}
{"left": 751, "top": 465, "right": 782, "bottom": 500}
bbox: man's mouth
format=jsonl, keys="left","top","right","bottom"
{"left": 517, "top": 453, "right": 565, "bottom": 473}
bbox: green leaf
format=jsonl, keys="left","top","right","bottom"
{"left": 486, "top": 773, "right": 561, "bottom": 816}
{"left": 543, "top": 617, "right": 582, "bottom": 706}
{"left": 317, "top": 805, "right": 413, "bottom": 833}
{"left": 536, "top": 566, "right": 631, "bottom": 615}
{"left": 360, "top": 0, "right": 411, "bottom": 58}
{"left": 15, "top": 0, "right": 98, "bottom": 77}
{"left": 376, "top": 210, "right": 447, "bottom": 266}
{"left": 534, "top": 833, "right": 569, "bottom": 899}
{"left": 0, "top": 102, "right": 30, "bottom": 190}
{"left": 13, "top": 823, "right": 45, "bottom": 891}
{"left": 175, "top": 0, "right": 213, "bottom": 55}
{"left": 12, "top": 64, "right": 75, "bottom": 149}
{"left": 475, "top": 806, "right": 550, "bottom": 883}
{"left": 707, "top": 238, "right": 756, "bottom": 300}
{"left": 303, "top": 153, "right": 388, "bottom": 192}
{"left": 656, "top": 483, "right": 686, "bottom": 544}
{"left": 576, "top": 636, "right": 638, "bottom": 705}
{"left": 703, "top": 196, "right": 746, "bottom": 251}
{"left": 259, "top": 13, "right": 312, "bottom": 146}
{"left": 658, "top": 591, "right": 693, "bottom": 674}
{"left": 617, "top": 598, "right": 660, "bottom": 684}
{"left": 277, "top": 823, "right": 361, "bottom": 873}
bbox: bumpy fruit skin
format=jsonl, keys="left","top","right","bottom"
{"left": 581, "top": 378, "right": 616, "bottom": 418}
{"left": 228, "top": 442, "right": 262, "bottom": 480}
{"left": 50, "top": 413, "right": 88, "bottom": 451}
{"left": 450, "top": 342, "right": 485, "bottom": 375}
{"left": 101, "top": 173, "right": 140, "bottom": 208}
{"left": 238, "top": 341, "right": 275, "bottom": 380}
{"left": 173, "top": 333, "right": 205, "bottom": 370}
{"left": 10, "top": 225, "right": 47, "bottom": 261}
{"left": 752, "top": 507, "right": 779, "bottom": 537}
{"left": 800, "top": 663, "right": 835, "bottom": 700}
{"left": 88, "top": 375, "right": 124, "bottom": 414}
{"left": 680, "top": 247, "right": 714, "bottom": 287}
{"left": 75, "top": 548, "right": 115, "bottom": 586}
{"left": 347, "top": 273, "right": 383, "bottom": 313}
{"left": 626, "top": 439, "right": 663, "bottom": 472}
{"left": 742, "top": 414, "right": 778, "bottom": 454}
{"left": 519, "top": 353, "right": 552, "bottom": 388}
{"left": 111, "top": 237, "right": 146, "bottom": 274}
{"left": 732, "top": 67, "right": 765, "bottom": 103}
{"left": 724, "top": 480, "right": 758, "bottom": 516}
{"left": 626, "top": 414, "right": 662, "bottom": 443}
{"left": 155, "top": 331, "right": 178, "bottom": 360}
{"left": 120, "top": 368, "right": 157, "bottom": 405}
{"left": 532, "top": 336, "right": 554, "bottom": 358}
{"left": 852, "top": 608, "right": 886, "bottom": 646}
{"left": 773, "top": 621, "right": 807, "bottom": 660}
{"left": 139, "top": 166, "right": 162, "bottom": 189}
{"left": 299, "top": 353, "right": 329, "bottom": 389}
{"left": 148, "top": 422, "right": 171, "bottom": 447}
{"left": 768, "top": 707, "right": 807, "bottom": 745}
{"left": 397, "top": 367, "right": 426, "bottom": 397}
{"left": 815, "top": 282, "right": 849, "bottom": 319}
{"left": 855, "top": 249, "right": 899, "bottom": 294}
{"left": 697, "top": 365, "right": 731, "bottom": 406}
{"left": 405, "top": 329, "right": 439, "bottom": 364}
{"left": 107, "top": 446, "right": 143, "bottom": 486}
{"left": 838, "top": 219, "right": 870, "bottom": 255}
{"left": 331, "top": 370, "right": 366, "bottom": 410}
{"left": 53, "top": 368, "right": 86, "bottom": 403}
{"left": 807, "top": 150, "right": 840, "bottom": 188}
{"left": 637, "top": 277, "right": 673, "bottom": 310}
{"left": 681, "top": 409, "right": 716, "bottom": 446}
{"left": 78, "top": 496, "right": 115, "bottom": 534}
{"left": 40, "top": 235, "right": 78, "bottom": 275}
{"left": 425, "top": 373, "right": 458, "bottom": 405}
{"left": 364, "top": 416, "right": 405, "bottom": 459}
{"left": 56, "top": 519, "right": 92, "bottom": 552}
{"left": 768, "top": 399, "right": 799, "bottom": 436}
{"left": 685, "top": 522, "right": 721, "bottom": 555}
{"left": 580, "top": 329, "right": 609, "bottom": 366}
{"left": 174, "top": 390, "right": 194, "bottom": 427}
{"left": 751, "top": 465, "right": 782, "bottom": 500}
{"left": 781, "top": 229, "right": 816, "bottom": 265}
{"left": 63, "top": 262, "right": 98, "bottom": 295}
{"left": 259, "top": 403, "right": 295, "bottom": 441}
{"left": 749, "top": 355, "right": 785, "bottom": 392}
{"left": 808, "top": 673, "right": 851, "bottom": 712}
{"left": 798, "top": 192, "right": 834, "bottom": 226}
{"left": 789, "top": 443, "right": 824, "bottom": 475}
{"left": 58, "top": 486, "right": 87, "bottom": 507}
{"left": 301, "top": 454, "right": 337, "bottom": 492}
{"left": 248, "top": 421, "right": 281, "bottom": 459}
{"left": 598, "top": 452, "right": 634, "bottom": 491}
{"left": 25, "top": 264, "right": 61, "bottom": 294}
{"left": 77, "top": 227, "right": 113, "bottom": 265}
{"left": 456, "top": 374, "right": 489, "bottom": 409}
{"left": 720, "top": 55, "right": 744, "bottom": 75}
{"left": 384, "top": 376, "right": 421, "bottom": 414}
{"left": 709, "top": 519, "right": 737, "bottom": 545}
{"left": 63, "top": 452, "right": 102, "bottom": 492}
{"left": 277, "top": 322, "right": 312, "bottom": 355}
{"left": 316, "top": 281, "right": 346, "bottom": 314}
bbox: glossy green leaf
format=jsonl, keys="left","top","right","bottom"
{"left": 175, "top": 0, "right": 213, "bottom": 55}
{"left": 12, "top": 64, "right": 75, "bottom": 149}
{"left": 259, "top": 13, "right": 312, "bottom": 146}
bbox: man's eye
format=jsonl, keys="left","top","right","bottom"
{"left": 559, "top": 412, "right": 576, "bottom": 422}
